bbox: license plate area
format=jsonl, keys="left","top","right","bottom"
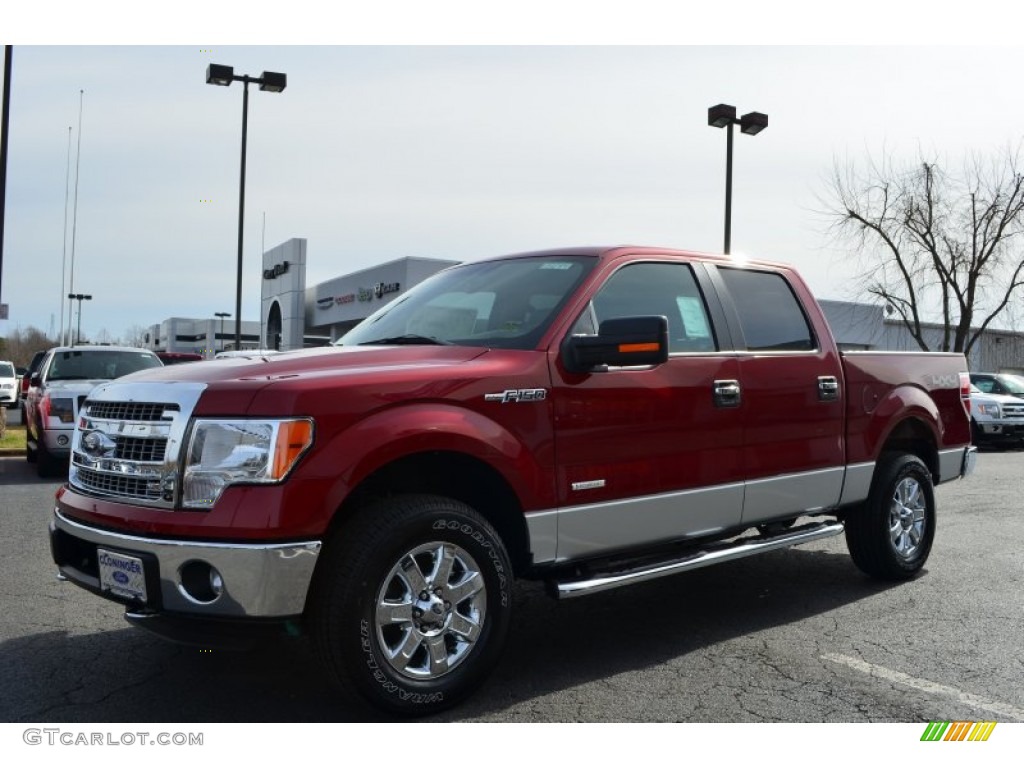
{"left": 97, "top": 548, "right": 148, "bottom": 602}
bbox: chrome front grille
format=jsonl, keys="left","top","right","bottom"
{"left": 113, "top": 436, "right": 167, "bottom": 462}
{"left": 69, "top": 381, "right": 206, "bottom": 509}
{"left": 74, "top": 467, "right": 164, "bottom": 501}
{"left": 86, "top": 401, "right": 178, "bottom": 422}
{"left": 1003, "top": 404, "right": 1024, "bottom": 418}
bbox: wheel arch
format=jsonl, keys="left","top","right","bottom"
{"left": 876, "top": 416, "right": 940, "bottom": 482}
{"left": 325, "top": 450, "right": 533, "bottom": 577}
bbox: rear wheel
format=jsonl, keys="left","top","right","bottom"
{"left": 309, "top": 494, "right": 513, "bottom": 716}
{"left": 845, "top": 453, "right": 935, "bottom": 580}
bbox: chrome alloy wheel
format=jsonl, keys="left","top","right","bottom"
{"left": 375, "top": 541, "right": 487, "bottom": 681}
{"left": 889, "top": 476, "right": 926, "bottom": 559}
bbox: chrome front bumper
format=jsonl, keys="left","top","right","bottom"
{"left": 51, "top": 510, "right": 321, "bottom": 618}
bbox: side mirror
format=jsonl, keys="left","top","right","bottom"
{"left": 30, "top": 373, "right": 42, "bottom": 387}
{"left": 562, "top": 315, "right": 669, "bottom": 374}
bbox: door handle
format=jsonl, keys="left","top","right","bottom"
{"left": 818, "top": 375, "right": 840, "bottom": 401}
{"left": 713, "top": 379, "right": 742, "bottom": 408}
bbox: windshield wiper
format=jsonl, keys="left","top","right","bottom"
{"left": 357, "top": 334, "right": 452, "bottom": 346}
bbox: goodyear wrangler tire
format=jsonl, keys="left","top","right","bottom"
{"left": 845, "top": 453, "right": 935, "bottom": 580}
{"left": 310, "top": 494, "right": 513, "bottom": 716}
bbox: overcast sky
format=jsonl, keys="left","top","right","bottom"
{"left": 4, "top": 11, "right": 1024, "bottom": 343}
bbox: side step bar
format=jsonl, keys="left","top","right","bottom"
{"left": 552, "top": 520, "right": 845, "bottom": 599}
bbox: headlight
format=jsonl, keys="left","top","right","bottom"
{"left": 976, "top": 403, "right": 1001, "bottom": 418}
{"left": 182, "top": 418, "right": 314, "bottom": 509}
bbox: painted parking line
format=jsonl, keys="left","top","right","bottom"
{"left": 822, "top": 653, "right": 1024, "bottom": 721}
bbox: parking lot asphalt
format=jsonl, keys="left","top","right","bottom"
{"left": 0, "top": 452, "right": 1021, "bottom": 723}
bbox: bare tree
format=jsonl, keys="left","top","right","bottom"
{"left": 122, "top": 324, "right": 149, "bottom": 348}
{"left": 0, "top": 326, "right": 59, "bottom": 367}
{"left": 822, "top": 148, "right": 1024, "bottom": 355}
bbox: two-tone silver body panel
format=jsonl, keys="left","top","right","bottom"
{"left": 528, "top": 445, "right": 974, "bottom": 566}
{"left": 529, "top": 464, "right": 858, "bottom": 565}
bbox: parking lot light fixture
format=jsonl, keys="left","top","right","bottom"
{"left": 205, "top": 64, "right": 287, "bottom": 349}
{"left": 707, "top": 103, "right": 768, "bottom": 255}
{"left": 68, "top": 292, "right": 92, "bottom": 346}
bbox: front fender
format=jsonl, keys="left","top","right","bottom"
{"left": 302, "top": 403, "right": 553, "bottom": 521}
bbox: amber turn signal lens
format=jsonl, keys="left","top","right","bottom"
{"left": 618, "top": 342, "right": 660, "bottom": 353}
{"left": 271, "top": 420, "right": 314, "bottom": 479}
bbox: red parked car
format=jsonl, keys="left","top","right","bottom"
{"left": 50, "top": 246, "right": 974, "bottom": 714}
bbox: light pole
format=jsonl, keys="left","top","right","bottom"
{"left": 214, "top": 311, "right": 230, "bottom": 353}
{"left": 206, "top": 64, "right": 286, "bottom": 351}
{"left": 68, "top": 292, "right": 91, "bottom": 346}
{"left": 707, "top": 104, "right": 768, "bottom": 255}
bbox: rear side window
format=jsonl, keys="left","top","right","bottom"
{"left": 719, "top": 268, "right": 815, "bottom": 352}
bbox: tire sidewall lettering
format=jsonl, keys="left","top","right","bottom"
{"left": 433, "top": 517, "right": 509, "bottom": 605}
{"left": 360, "top": 619, "right": 444, "bottom": 705}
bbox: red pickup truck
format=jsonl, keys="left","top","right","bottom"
{"left": 50, "top": 246, "right": 975, "bottom": 714}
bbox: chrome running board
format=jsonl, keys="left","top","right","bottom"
{"left": 552, "top": 520, "right": 845, "bottom": 599}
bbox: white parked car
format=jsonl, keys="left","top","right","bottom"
{"left": 0, "top": 360, "right": 17, "bottom": 409}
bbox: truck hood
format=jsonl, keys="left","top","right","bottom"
{"left": 123, "top": 345, "right": 490, "bottom": 386}
{"left": 43, "top": 378, "right": 111, "bottom": 396}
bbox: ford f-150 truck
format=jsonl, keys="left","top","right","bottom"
{"left": 50, "top": 246, "right": 975, "bottom": 714}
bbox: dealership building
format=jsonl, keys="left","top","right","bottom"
{"left": 145, "top": 238, "right": 457, "bottom": 356}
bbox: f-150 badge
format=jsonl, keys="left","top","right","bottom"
{"left": 484, "top": 388, "right": 547, "bottom": 403}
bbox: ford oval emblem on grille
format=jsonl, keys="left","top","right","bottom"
{"left": 82, "top": 430, "right": 117, "bottom": 458}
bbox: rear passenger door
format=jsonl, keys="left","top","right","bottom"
{"left": 711, "top": 266, "right": 845, "bottom": 525}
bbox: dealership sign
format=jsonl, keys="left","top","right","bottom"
{"left": 319, "top": 282, "right": 401, "bottom": 309}
{"left": 263, "top": 261, "right": 290, "bottom": 280}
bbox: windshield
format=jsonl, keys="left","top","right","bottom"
{"left": 45, "top": 350, "right": 162, "bottom": 381}
{"left": 996, "top": 374, "right": 1024, "bottom": 395}
{"left": 338, "top": 255, "right": 596, "bottom": 350}
{"left": 0, "top": 362, "right": 14, "bottom": 378}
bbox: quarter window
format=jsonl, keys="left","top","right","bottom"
{"left": 719, "top": 268, "right": 815, "bottom": 352}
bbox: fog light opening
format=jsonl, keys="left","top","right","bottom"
{"left": 57, "top": 435, "right": 70, "bottom": 446}
{"left": 178, "top": 560, "right": 224, "bottom": 604}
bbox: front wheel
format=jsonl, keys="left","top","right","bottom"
{"left": 309, "top": 494, "right": 513, "bottom": 716}
{"left": 845, "top": 453, "right": 935, "bottom": 580}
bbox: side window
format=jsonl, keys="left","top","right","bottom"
{"left": 718, "top": 268, "right": 815, "bottom": 352}
{"left": 973, "top": 378, "right": 995, "bottom": 394}
{"left": 571, "top": 262, "right": 717, "bottom": 353}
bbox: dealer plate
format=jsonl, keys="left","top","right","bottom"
{"left": 97, "top": 548, "right": 148, "bottom": 602}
